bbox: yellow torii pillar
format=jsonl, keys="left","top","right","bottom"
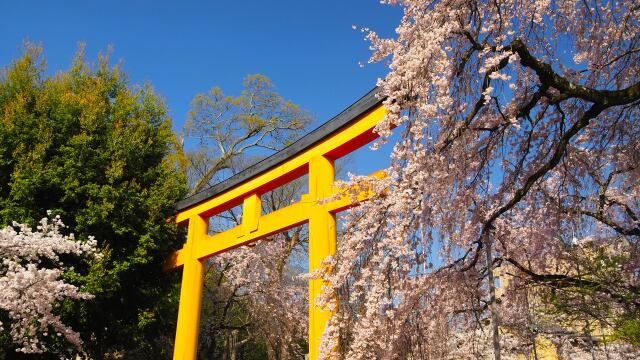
{"left": 165, "top": 89, "right": 385, "bottom": 360}
{"left": 307, "top": 155, "right": 336, "bottom": 359}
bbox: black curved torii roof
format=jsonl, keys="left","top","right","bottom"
{"left": 174, "top": 86, "right": 383, "bottom": 213}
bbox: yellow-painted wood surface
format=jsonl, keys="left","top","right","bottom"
{"left": 173, "top": 215, "right": 207, "bottom": 360}
{"left": 173, "top": 105, "right": 385, "bottom": 224}
{"left": 308, "top": 156, "right": 337, "bottom": 360}
{"left": 167, "top": 103, "right": 386, "bottom": 360}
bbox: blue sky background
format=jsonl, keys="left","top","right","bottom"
{"left": 1, "top": 1, "right": 402, "bottom": 176}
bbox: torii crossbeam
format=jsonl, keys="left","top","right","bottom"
{"left": 165, "top": 88, "right": 385, "bottom": 360}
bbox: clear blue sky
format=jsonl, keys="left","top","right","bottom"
{"left": 0, "top": 0, "right": 400, "bottom": 133}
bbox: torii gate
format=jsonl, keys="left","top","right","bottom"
{"left": 165, "top": 88, "right": 386, "bottom": 360}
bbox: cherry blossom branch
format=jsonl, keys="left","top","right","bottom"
{"left": 504, "top": 257, "right": 640, "bottom": 309}
{"left": 595, "top": 47, "right": 640, "bottom": 69}
{"left": 564, "top": 207, "right": 640, "bottom": 237}
{"left": 508, "top": 38, "right": 640, "bottom": 107}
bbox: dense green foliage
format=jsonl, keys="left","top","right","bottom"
{"left": 0, "top": 46, "right": 186, "bottom": 358}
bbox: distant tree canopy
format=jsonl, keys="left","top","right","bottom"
{"left": 183, "top": 74, "right": 311, "bottom": 193}
{"left": 0, "top": 46, "right": 186, "bottom": 358}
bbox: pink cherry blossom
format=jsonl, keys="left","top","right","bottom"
{"left": 321, "top": 1, "right": 639, "bottom": 359}
{"left": 0, "top": 214, "right": 98, "bottom": 354}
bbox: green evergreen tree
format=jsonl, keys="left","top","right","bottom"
{"left": 0, "top": 45, "right": 186, "bottom": 359}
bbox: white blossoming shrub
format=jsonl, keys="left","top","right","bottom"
{"left": 0, "top": 213, "right": 98, "bottom": 354}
